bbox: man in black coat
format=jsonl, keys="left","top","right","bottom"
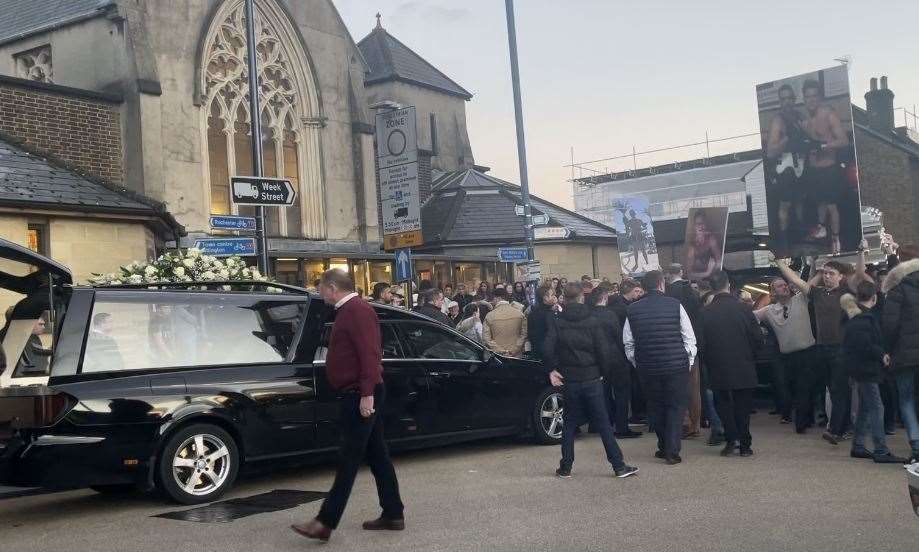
{"left": 527, "top": 284, "right": 558, "bottom": 360}
{"left": 881, "top": 245, "right": 919, "bottom": 464}
{"left": 701, "top": 270, "right": 763, "bottom": 457}
{"left": 412, "top": 289, "right": 451, "bottom": 326}
{"left": 609, "top": 279, "right": 647, "bottom": 423}
{"left": 665, "top": 263, "right": 704, "bottom": 438}
{"left": 545, "top": 282, "right": 638, "bottom": 479}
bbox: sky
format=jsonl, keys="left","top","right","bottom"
{"left": 335, "top": 0, "right": 919, "bottom": 209}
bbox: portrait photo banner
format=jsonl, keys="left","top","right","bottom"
{"left": 755, "top": 65, "right": 862, "bottom": 257}
{"left": 683, "top": 206, "right": 728, "bottom": 281}
{"left": 611, "top": 197, "right": 660, "bottom": 277}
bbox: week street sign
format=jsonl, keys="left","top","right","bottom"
{"left": 230, "top": 176, "right": 296, "bottom": 206}
{"left": 497, "top": 247, "right": 530, "bottom": 263}
{"left": 394, "top": 248, "right": 413, "bottom": 283}
{"left": 209, "top": 215, "right": 257, "bottom": 231}
{"left": 534, "top": 226, "right": 571, "bottom": 240}
{"left": 193, "top": 237, "right": 257, "bottom": 258}
{"left": 375, "top": 107, "right": 418, "bottom": 169}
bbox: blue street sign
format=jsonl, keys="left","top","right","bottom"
{"left": 209, "top": 215, "right": 257, "bottom": 231}
{"left": 497, "top": 247, "right": 530, "bottom": 263}
{"left": 194, "top": 237, "right": 257, "bottom": 258}
{"left": 394, "top": 248, "right": 413, "bottom": 283}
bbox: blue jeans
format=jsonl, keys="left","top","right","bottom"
{"left": 560, "top": 379, "right": 626, "bottom": 471}
{"left": 895, "top": 370, "right": 919, "bottom": 456}
{"left": 704, "top": 388, "right": 723, "bottom": 435}
{"left": 852, "top": 382, "right": 890, "bottom": 456}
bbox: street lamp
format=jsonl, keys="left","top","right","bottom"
{"left": 244, "top": 0, "right": 270, "bottom": 276}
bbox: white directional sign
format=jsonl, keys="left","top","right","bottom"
{"left": 534, "top": 226, "right": 571, "bottom": 240}
{"left": 376, "top": 106, "right": 422, "bottom": 250}
{"left": 230, "top": 176, "right": 296, "bottom": 206}
{"left": 376, "top": 107, "right": 418, "bottom": 169}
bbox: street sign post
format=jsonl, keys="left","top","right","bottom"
{"left": 376, "top": 107, "right": 422, "bottom": 250}
{"left": 230, "top": 176, "right": 297, "bottom": 206}
{"left": 531, "top": 213, "right": 550, "bottom": 226}
{"left": 498, "top": 247, "right": 530, "bottom": 262}
{"left": 394, "top": 248, "right": 413, "bottom": 283}
{"left": 193, "top": 237, "right": 257, "bottom": 258}
{"left": 209, "top": 215, "right": 257, "bottom": 231}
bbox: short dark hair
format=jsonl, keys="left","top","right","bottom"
{"left": 463, "top": 302, "right": 479, "bottom": 317}
{"left": 581, "top": 275, "right": 591, "bottom": 281}
{"left": 420, "top": 289, "right": 442, "bottom": 305}
{"left": 372, "top": 282, "right": 390, "bottom": 299}
{"left": 777, "top": 83, "right": 795, "bottom": 98}
{"left": 802, "top": 79, "right": 822, "bottom": 97}
{"left": 823, "top": 260, "right": 851, "bottom": 275}
{"left": 642, "top": 270, "right": 664, "bottom": 291}
{"left": 492, "top": 287, "right": 508, "bottom": 300}
{"left": 564, "top": 282, "right": 584, "bottom": 302}
{"left": 587, "top": 286, "right": 608, "bottom": 307}
{"left": 320, "top": 268, "right": 354, "bottom": 292}
{"left": 856, "top": 280, "right": 878, "bottom": 303}
{"left": 536, "top": 283, "right": 554, "bottom": 301}
{"left": 620, "top": 279, "right": 641, "bottom": 294}
{"left": 418, "top": 280, "right": 434, "bottom": 292}
{"left": 665, "top": 263, "right": 683, "bottom": 276}
{"left": 707, "top": 269, "right": 730, "bottom": 292}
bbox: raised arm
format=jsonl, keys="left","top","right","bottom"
{"left": 775, "top": 257, "right": 811, "bottom": 295}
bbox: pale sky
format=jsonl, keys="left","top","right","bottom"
{"left": 335, "top": 0, "right": 919, "bottom": 209}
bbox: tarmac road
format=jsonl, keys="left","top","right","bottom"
{"left": 1, "top": 414, "right": 917, "bottom": 551}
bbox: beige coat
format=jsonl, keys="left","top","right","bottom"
{"left": 483, "top": 302, "right": 528, "bottom": 357}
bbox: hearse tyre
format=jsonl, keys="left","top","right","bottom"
{"left": 533, "top": 387, "right": 564, "bottom": 445}
{"left": 156, "top": 423, "right": 239, "bottom": 504}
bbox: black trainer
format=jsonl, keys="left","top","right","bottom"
{"left": 707, "top": 433, "right": 725, "bottom": 446}
{"left": 739, "top": 447, "right": 754, "bottom": 457}
{"left": 555, "top": 467, "right": 571, "bottom": 478}
{"left": 614, "top": 465, "right": 639, "bottom": 478}
{"left": 720, "top": 442, "right": 736, "bottom": 457}
{"left": 654, "top": 450, "right": 666, "bottom": 459}
{"left": 850, "top": 448, "right": 873, "bottom": 459}
{"left": 873, "top": 452, "right": 908, "bottom": 464}
{"left": 664, "top": 455, "right": 682, "bottom": 465}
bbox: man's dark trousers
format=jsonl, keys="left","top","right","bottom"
{"left": 641, "top": 370, "right": 690, "bottom": 457}
{"left": 786, "top": 347, "right": 816, "bottom": 431}
{"left": 815, "top": 344, "right": 851, "bottom": 435}
{"left": 317, "top": 384, "right": 403, "bottom": 529}
{"left": 714, "top": 388, "right": 754, "bottom": 447}
{"left": 560, "top": 378, "right": 626, "bottom": 471}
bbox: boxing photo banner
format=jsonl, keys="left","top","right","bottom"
{"left": 756, "top": 65, "right": 862, "bottom": 257}
{"left": 683, "top": 206, "right": 728, "bottom": 281}
{"left": 611, "top": 198, "right": 660, "bottom": 277}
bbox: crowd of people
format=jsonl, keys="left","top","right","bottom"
{"left": 323, "top": 250, "right": 919, "bottom": 476}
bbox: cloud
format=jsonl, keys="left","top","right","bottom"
{"left": 392, "top": 2, "right": 472, "bottom": 24}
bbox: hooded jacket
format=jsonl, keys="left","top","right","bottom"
{"left": 543, "top": 302, "right": 613, "bottom": 383}
{"left": 881, "top": 258, "right": 919, "bottom": 371}
{"left": 841, "top": 293, "right": 886, "bottom": 383}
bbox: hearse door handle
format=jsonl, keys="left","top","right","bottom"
{"left": 429, "top": 371, "right": 451, "bottom": 379}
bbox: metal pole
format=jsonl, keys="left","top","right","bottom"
{"left": 504, "top": 0, "right": 535, "bottom": 262}
{"left": 244, "top": 0, "right": 270, "bottom": 276}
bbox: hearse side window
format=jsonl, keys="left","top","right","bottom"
{"left": 81, "top": 293, "right": 307, "bottom": 373}
{"left": 314, "top": 322, "right": 402, "bottom": 361}
{"left": 397, "top": 322, "right": 480, "bottom": 361}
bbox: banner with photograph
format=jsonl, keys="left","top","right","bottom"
{"left": 611, "top": 198, "right": 660, "bottom": 277}
{"left": 755, "top": 65, "right": 862, "bottom": 257}
{"left": 683, "top": 206, "right": 728, "bottom": 281}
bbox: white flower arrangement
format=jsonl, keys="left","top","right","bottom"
{"left": 88, "top": 248, "right": 271, "bottom": 287}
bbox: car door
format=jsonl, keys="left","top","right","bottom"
{"left": 395, "top": 321, "right": 508, "bottom": 433}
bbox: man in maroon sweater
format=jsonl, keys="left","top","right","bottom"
{"left": 292, "top": 269, "right": 404, "bottom": 542}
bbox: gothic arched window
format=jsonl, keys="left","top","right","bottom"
{"left": 200, "top": 0, "right": 325, "bottom": 238}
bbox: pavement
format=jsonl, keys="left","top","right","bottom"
{"left": 1, "top": 413, "right": 917, "bottom": 551}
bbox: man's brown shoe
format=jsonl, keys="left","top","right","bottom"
{"left": 362, "top": 517, "right": 405, "bottom": 531}
{"left": 290, "top": 519, "right": 332, "bottom": 542}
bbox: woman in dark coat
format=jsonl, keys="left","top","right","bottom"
{"left": 700, "top": 270, "right": 763, "bottom": 456}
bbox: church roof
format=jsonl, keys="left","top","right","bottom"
{"left": 357, "top": 20, "right": 472, "bottom": 100}
{"left": 0, "top": 0, "right": 114, "bottom": 45}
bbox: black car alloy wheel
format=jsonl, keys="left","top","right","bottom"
{"left": 533, "top": 387, "right": 564, "bottom": 445}
{"left": 157, "top": 423, "right": 239, "bottom": 504}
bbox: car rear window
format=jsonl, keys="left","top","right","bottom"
{"left": 80, "top": 292, "right": 307, "bottom": 373}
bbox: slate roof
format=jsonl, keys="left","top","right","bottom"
{"left": 0, "top": 137, "right": 183, "bottom": 235}
{"left": 357, "top": 23, "right": 472, "bottom": 100}
{"left": 422, "top": 169, "right": 616, "bottom": 244}
{"left": 0, "top": 0, "right": 114, "bottom": 44}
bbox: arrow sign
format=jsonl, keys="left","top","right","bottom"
{"left": 394, "top": 248, "right": 413, "bottom": 283}
{"left": 193, "top": 237, "right": 257, "bottom": 258}
{"left": 230, "top": 176, "right": 297, "bottom": 206}
{"left": 209, "top": 215, "right": 257, "bottom": 231}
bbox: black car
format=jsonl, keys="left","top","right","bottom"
{"left": 0, "top": 240, "right": 562, "bottom": 504}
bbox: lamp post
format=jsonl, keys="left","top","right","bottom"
{"left": 504, "top": 0, "right": 535, "bottom": 262}
{"left": 244, "top": 0, "right": 270, "bottom": 275}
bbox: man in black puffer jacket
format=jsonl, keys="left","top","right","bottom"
{"left": 881, "top": 245, "right": 919, "bottom": 464}
{"left": 545, "top": 283, "right": 638, "bottom": 479}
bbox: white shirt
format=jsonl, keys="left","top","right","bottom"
{"left": 334, "top": 292, "right": 359, "bottom": 310}
{"left": 622, "top": 305, "right": 697, "bottom": 369}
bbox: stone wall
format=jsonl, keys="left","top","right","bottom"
{"left": 0, "top": 77, "right": 123, "bottom": 183}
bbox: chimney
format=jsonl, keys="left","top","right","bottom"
{"left": 865, "top": 75, "right": 895, "bottom": 133}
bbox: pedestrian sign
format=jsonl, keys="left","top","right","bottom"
{"left": 394, "top": 248, "right": 413, "bottom": 283}
{"left": 193, "top": 237, "right": 257, "bottom": 258}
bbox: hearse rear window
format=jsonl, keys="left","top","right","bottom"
{"left": 80, "top": 292, "right": 307, "bottom": 373}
